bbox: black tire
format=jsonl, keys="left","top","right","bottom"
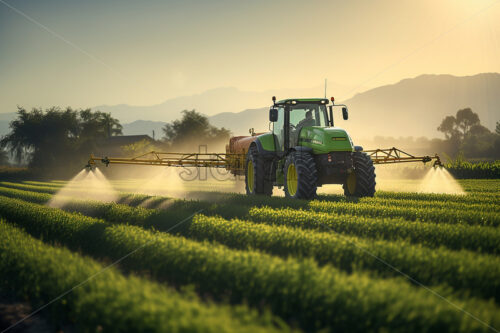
{"left": 343, "top": 152, "right": 376, "bottom": 197}
{"left": 245, "top": 145, "right": 273, "bottom": 195}
{"left": 283, "top": 151, "right": 318, "bottom": 199}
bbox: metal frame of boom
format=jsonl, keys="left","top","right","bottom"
{"left": 87, "top": 151, "right": 246, "bottom": 171}
{"left": 363, "top": 147, "right": 442, "bottom": 167}
{"left": 86, "top": 147, "right": 442, "bottom": 170}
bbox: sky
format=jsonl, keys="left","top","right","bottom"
{"left": 0, "top": 0, "right": 499, "bottom": 113}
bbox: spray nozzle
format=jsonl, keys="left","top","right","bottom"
{"left": 84, "top": 161, "right": 95, "bottom": 171}
{"left": 433, "top": 154, "right": 443, "bottom": 168}
{"left": 101, "top": 157, "right": 110, "bottom": 167}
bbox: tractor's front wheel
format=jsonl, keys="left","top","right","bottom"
{"left": 343, "top": 152, "right": 376, "bottom": 197}
{"left": 245, "top": 146, "right": 273, "bottom": 196}
{"left": 284, "top": 151, "right": 318, "bottom": 199}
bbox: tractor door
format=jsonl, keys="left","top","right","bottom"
{"left": 272, "top": 106, "right": 285, "bottom": 151}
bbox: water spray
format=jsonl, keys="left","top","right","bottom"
{"left": 48, "top": 167, "right": 119, "bottom": 208}
{"left": 418, "top": 167, "right": 465, "bottom": 195}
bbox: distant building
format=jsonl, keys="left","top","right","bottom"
{"left": 95, "top": 135, "right": 154, "bottom": 156}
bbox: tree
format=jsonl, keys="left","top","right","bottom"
{"left": 162, "top": 110, "right": 231, "bottom": 146}
{"left": 100, "top": 112, "right": 123, "bottom": 138}
{"left": 436, "top": 108, "right": 499, "bottom": 159}
{"left": 0, "top": 107, "right": 80, "bottom": 167}
{"left": 437, "top": 108, "right": 481, "bottom": 140}
{"left": 468, "top": 124, "right": 490, "bottom": 136}
{"left": 437, "top": 115, "right": 459, "bottom": 140}
{"left": 455, "top": 108, "right": 480, "bottom": 138}
{"left": 79, "top": 109, "right": 122, "bottom": 140}
{"left": 496, "top": 121, "right": 500, "bottom": 135}
{"left": 77, "top": 109, "right": 122, "bottom": 155}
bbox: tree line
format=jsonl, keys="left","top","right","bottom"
{"left": 0, "top": 107, "right": 230, "bottom": 177}
{"left": 0, "top": 107, "right": 123, "bottom": 176}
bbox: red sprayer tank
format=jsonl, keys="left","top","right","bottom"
{"left": 225, "top": 132, "right": 264, "bottom": 175}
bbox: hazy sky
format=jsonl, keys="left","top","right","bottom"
{"left": 1, "top": 0, "right": 499, "bottom": 113}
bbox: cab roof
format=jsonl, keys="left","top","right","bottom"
{"left": 275, "top": 98, "right": 329, "bottom": 106}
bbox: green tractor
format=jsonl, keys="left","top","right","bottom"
{"left": 243, "top": 96, "right": 376, "bottom": 199}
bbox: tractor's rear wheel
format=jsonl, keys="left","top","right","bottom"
{"left": 284, "top": 151, "right": 318, "bottom": 199}
{"left": 343, "top": 152, "right": 376, "bottom": 197}
{"left": 245, "top": 146, "right": 273, "bottom": 196}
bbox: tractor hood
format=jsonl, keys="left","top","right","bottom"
{"left": 298, "top": 127, "right": 354, "bottom": 154}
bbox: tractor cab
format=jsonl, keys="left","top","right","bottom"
{"left": 271, "top": 99, "right": 329, "bottom": 150}
{"left": 270, "top": 97, "right": 353, "bottom": 154}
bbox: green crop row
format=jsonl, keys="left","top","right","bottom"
{"left": 21, "top": 178, "right": 500, "bottom": 194}
{"left": 0, "top": 183, "right": 174, "bottom": 210}
{"left": 310, "top": 200, "right": 499, "bottom": 227}
{"left": 319, "top": 195, "right": 498, "bottom": 213}
{"left": 1, "top": 196, "right": 499, "bottom": 332}
{"left": 2, "top": 188, "right": 500, "bottom": 302}
{"left": 6, "top": 184, "right": 496, "bottom": 301}
{"left": 458, "top": 179, "right": 500, "bottom": 193}
{"left": 23, "top": 180, "right": 64, "bottom": 187}
{"left": 14, "top": 179, "right": 500, "bottom": 211}
{"left": 247, "top": 207, "right": 500, "bottom": 254}
{"left": 1, "top": 185, "right": 497, "bottom": 255}
{"left": 58, "top": 194, "right": 500, "bottom": 255}
{"left": 0, "top": 186, "right": 51, "bottom": 203}
{"left": 190, "top": 214, "right": 500, "bottom": 302}
{"left": 0, "top": 181, "right": 76, "bottom": 194}
{"left": 0, "top": 181, "right": 227, "bottom": 211}
{"left": 0, "top": 184, "right": 237, "bottom": 224}
{"left": 0, "top": 220, "right": 279, "bottom": 333}
{"left": 5, "top": 180, "right": 499, "bottom": 224}
{"left": 371, "top": 190, "right": 499, "bottom": 205}
{"left": 0, "top": 183, "right": 247, "bottom": 229}
{"left": 5, "top": 180, "right": 500, "bottom": 213}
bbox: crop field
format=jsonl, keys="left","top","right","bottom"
{"left": 0, "top": 178, "right": 499, "bottom": 332}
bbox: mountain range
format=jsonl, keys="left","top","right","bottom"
{"left": 0, "top": 73, "right": 498, "bottom": 140}
{"left": 119, "top": 73, "right": 500, "bottom": 140}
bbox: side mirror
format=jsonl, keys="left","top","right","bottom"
{"left": 342, "top": 107, "right": 348, "bottom": 120}
{"left": 269, "top": 108, "right": 278, "bottom": 122}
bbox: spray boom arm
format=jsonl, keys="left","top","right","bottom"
{"left": 87, "top": 151, "right": 246, "bottom": 171}
{"left": 86, "top": 147, "right": 442, "bottom": 170}
{"left": 363, "top": 147, "right": 442, "bottom": 167}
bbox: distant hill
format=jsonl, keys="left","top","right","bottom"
{"left": 1, "top": 73, "right": 498, "bottom": 140}
{"left": 121, "top": 109, "right": 270, "bottom": 138}
{"left": 122, "top": 120, "right": 166, "bottom": 139}
{"left": 208, "top": 108, "right": 269, "bottom": 135}
{"left": 93, "top": 85, "right": 343, "bottom": 124}
{"left": 344, "top": 73, "right": 500, "bottom": 140}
